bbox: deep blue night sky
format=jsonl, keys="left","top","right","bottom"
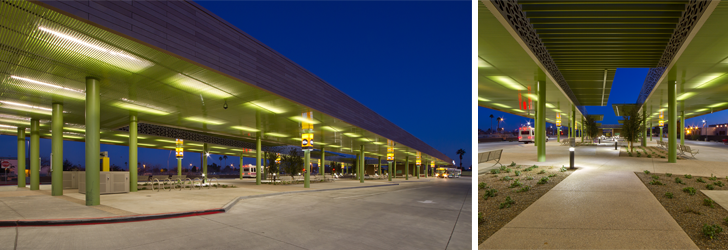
{"left": 480, "top": 67, "right": 728, "bottom": 133}
{"left": 0, "top": 1, "right": 471, "bottom": 169}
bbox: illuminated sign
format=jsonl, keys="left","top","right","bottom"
{"left": 275, "top": 153, "right": 281, "bottom": 164}
{"left": 175, "top": 139, "right": 184, "bottom": 159}
{"left": 301, "top": 111, "right": 314, "bottom": 151}
{"left": 301, "top": 133, "right": 313, "bottom": 151}
{"left": 416, "top": 151, "right": 421, "bottom": 166}
{"left": 556, "top": 113, "right": 561, "bottom": 127}
{"left": 386, "top": 139, "right": 395, "bottom": 162}
{"left": 659, "top": 111, "right": 664, "bottom": 127}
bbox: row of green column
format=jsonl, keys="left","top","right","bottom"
{"left": 536, "top": 80, "right": 545, "bottom": 162}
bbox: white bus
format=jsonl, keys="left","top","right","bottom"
{"left": 519, "top": 126, "right": 548, "bottom": 144}
{"left": 241, "top": 164, "right": 262, "bottom": 178}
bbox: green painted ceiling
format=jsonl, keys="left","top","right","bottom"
{"left": 642, "top": 2, "right": 728, "bottom": 126}
{"left": 0, "top": 1, "right": 446, "bottom": 164}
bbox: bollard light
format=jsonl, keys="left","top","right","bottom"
{"left": 615, "top": 141, "right": 618, "bottom": 150}
{"left": 569, "top": 147, "right": 575, "bottom": 169}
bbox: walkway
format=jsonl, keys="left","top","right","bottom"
{"left": 479, "top": 138, "right": 728, "bottom": 249}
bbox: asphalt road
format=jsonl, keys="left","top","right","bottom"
{"left": 2, "top": 178, "right": 471, "bottom": 250}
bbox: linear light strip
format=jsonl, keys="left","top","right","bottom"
{"left": 10, "top": 76, "right": 84, "bottom": 93}
{"left": 0, "top": 101, "right": 52, "bottom": 111}
{"left": 39, "top": 26, "right": 140, "bottom": 62}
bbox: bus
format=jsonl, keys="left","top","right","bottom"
{"left": 435, "top": 167, "right": 461, "bottom": 178}
{"left": 241, "top": 164, "right": 262, "bottom": 178}
{"left": 448, "top": 168, "right": 461, "bottom": 178}
{"left": 519, "top": 126, "right": 548, "bottom": 144}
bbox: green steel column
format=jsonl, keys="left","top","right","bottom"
{"left": 680, "top": 110, "right": 685, "bottom": 145}
{"left": 572, "top": 105, "right": 576, "bottom": 140}
{"left": 321, "top": 147, "right": 326, "bottom": 180}
{"left": 17, "top": 128, "right": 26, "bottom": 188}
{"left": 378, "top": 156, "right": 382, "bottom": 177}
{"left": 239, "top": 154, "right": 243, "bottom": 179}
{"left": 388, "top": 162, "right": 392, "bottom": 181}
{"left": 255, "top": 134, "right": 261, "bottom": 185}
{"left": 360, "top": 145, "right": 364, "bottom": 183}
{"left": 29, "top": 119, "right": 39, "bottom": 190}
{"left": 650, "top": 122, "right": 653, "bottom": 141}
{"left": 660, "top": 127, "right": 663, "bottom": 142}
{"left": 668, "top": 80, "right": 677, "bottom": 163}
{"left": 203, "top": 143, "right": 208, "bottom": 183}
{"left": 416, "top": 162, "right": 420, "bottom": 179}
{"left": 642, "top": 108, "right": 647, "bottom": 147}
{"left": 537, "top": 80, "right": 546, "bottom": 162}
{"left": 176, "top": 158, "right": 181, "bottom": 177}
{"left": 557, "top": 126, "right": 560, "bottom": 142}
{"left": 534, "top": 101, "right": 539, "bottom": 146}
{"left": 51, "top": 103, "right": 63, "bottom": 196}
{"left": 581, "top": 119, "right": 584, "bottom": 142}
{"left": 129, "top": 115, "right": 137, "bottom": 192}
{"left": 405, "top": 156, "right": 409, "bottom": 180}
{"left": 304, "top": 150, "right": 310, "bottom": 188}
{"left": 85, "top": 77, "right": 100, "bottom": 206}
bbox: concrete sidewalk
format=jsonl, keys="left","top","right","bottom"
{"left": 0, "top": 178, "right": 429, "bottom": 223}
{"left": 478, "top": 139, "right": 728, "bottom": 249}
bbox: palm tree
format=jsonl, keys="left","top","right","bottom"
{"left": 218, "top": 156, "right": 222, "bottom": 168}
{"left": 496, "top": 117, "right": 503, "bottom": 133}
{"left": 489, "top": 114, "right": 494, "bottom": 133}
{"left": 223, "top": 155, "right": 228, "bottom": 168}
{"left": 456, "top": 149, "right": 466, "bottom": 169}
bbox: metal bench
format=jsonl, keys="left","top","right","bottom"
{"left": 478, "top": 149, "right": 503, "bottom": 169}
{"left": 680, "top": 144, "right": 699, "bottom": 158}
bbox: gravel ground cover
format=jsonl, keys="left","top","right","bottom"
{"left": 619, "top": 146, "right": 687, "bottom": 160}
{"left": 636, "top": 171, "right": 728, "bottom": 249}
{"left": 478, "top": 163, "right": 574, "bottom": 244}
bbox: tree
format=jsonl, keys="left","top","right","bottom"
{"left": 62, "top": 159, "right": 74, "bottom": 171}
{"left": 456, "top": 149, "right": 466, "bottom": 169}
{"left": 223, "top": 155, "right": 228, "bottom": 167}
{"left": 583, "top": 116, "right": 599, "bottom": 141}
{"left": 496, "top": 117, "right": 503, "bottom": 133}
{"left": 191, "top": 166, "right": 198, "bottom": 172}
{"left": 218, "top": 156, "right": 222, "bottom": 166}
{"left": 264, "top": 149, "right": 281, "bottom": 181}
{"left": 621, "top": 106, "right": 644, "bottom": 153}
{"left": 489, "top": 114, "right": 494, "bottom": 133}
{"left": 282, "top": 148, "right": 303, "bottom": 180}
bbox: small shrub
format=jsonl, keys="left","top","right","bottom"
{"left": 538, "top": 169, "right": 546, "bottom": 174}
{"left": 510, "top": 161, "right": 516, "bottom": 167}
{"left": 665, "top": 192, "right": 673, "bottom": 199}
{"left": 490, "top": 169, "right": 500, "bottom": 174}
{"left": 652, "top": 175, "right": 659, "bottom": 180}
{"left": 704, "top": 198, "right": 715, "bottom": 208}
{"left": 714, "top": 181, "right": 724, "bottom": 187}
{"left": 523, "top": 167, "right": 533, "bottom": 172}
{"left": 683, "top": 187, "right": 696, "bottom": 195}
{"left": 697, "top": 177, "right": 706, "bottom": 183}
{"left": 478, "top": 182, "right": 486, "bottom": 189}
{"left": 502, "top": 176, "right": 513, "bottom": 181}
{"left": 666, "top": 173, "right": 672, "bottom": 177}
{"left": 644, "top": 170, "right": 650, "bottom": 174}
{"left": 509, "top": 180, "right": 522, "bottom": 188}
{"left": 141, "top": 187, "right": 147, "bottom": 190}
{"left": 675, "top": 177, "right": 684, "bottom": 184}
{"left": 685, "top": 174, "right": 692, "bottom": 179}
{"left": 514, "top": 170, "right": 521, "bottom": 176}
{"left": 525, "top": 176, "right": 534, "bottom": 180}
{"left": 531, "top": 165, "right": 538, "bottom": 169}
{"left": 649, "top": 180, "right": 664, "bottom": 185}
{"left": 548, "top": 173, "right": 557, "bottom": 178}
{"left": 517, "top": 185, "right": 530, "bottom": 193}
{"left": 724, "top": 216, "right": 728, "bottom": 226}
{"left": 503, "top": 168, "right": 512, "bottom": 173}
{"left": 560, "top": 166, "right": 567, "bottom": 172}
{"left": 499, "top": 165, "right": 507, "bottom": 171}
{"left": 702, "top": 224, "right": 723, "bottom": 240}
{"left": 706, "top": 184, "right": 715, "bottom": 190}
{"left": 709, "top": 174, "right": 717, "bottom": 181}
{"left": 499, "top": 196, "right": 515, "bottom": 209}
{"left": 478, "top": 212, "right": 483, "bottom": 222}
{"left": 537, "top": 177, "right": 549, "bottom": 185}
{"left": 684, "top": 207, "right": 701, "bottom": 215}
{"left": 484, "top": 189, "right": 498, "bottom": 200}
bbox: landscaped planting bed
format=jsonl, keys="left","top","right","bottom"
{"left": 478, "top": 162, "right": 574, "bottom": 244}
{"left": 619, "top": 146, "right": 687, "bottom": 160}
{"left": 636, "top": 171, "right": 728, "bottom": 249}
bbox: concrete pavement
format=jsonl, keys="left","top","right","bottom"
{"left": 2, "top": 178, "right": 470, "bottom": 250}
{"left": 478, "top": 137, "right": 728, "bottom": 249}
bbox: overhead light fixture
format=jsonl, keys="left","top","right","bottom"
{"left": 171, "top": 74, "right": 231, "bottom": 98}
{"left": 372, "top": 141, "right": 384, "bottom": 145}
{"left": 155, "top": 139, "right": 177, "bottom": 143}
{"left": 64, "top": 127, "right": 85, "bottom": 132}
{"left": 100, "top": 139, "right": 124, "bottom": 144}
{"left": 523, "top": 93, "right": 539, "bottom": 101}
{"left": 545, "top": 103, "right": 555, "bottom": 108}
{"left": 0, "top": 100, "right": 52, "bottom": 115}
{"left": 695, "top": 108, "right": 708, "bottom": 112}
{"left": 290, "top": 116, "right": 320, "bottom": 124}
{"left": 492, "top": 103, "right": 510, "bottom": 108}
{"left": 694, "top": 73, "right": 725, "bottom": 89}
{"left": 321, "top": 126, "right": 342, "bottom": 132}
{"left": 0, "top": 124, "right": 18, "bottom": 129}
{"left": 343, "top": 133, "right": 361, "bottom": 138}
{"left": 478, "top": 57, "right": 491, "bottom": 68}
{"left": 9, "top": 76, "right": 85, "bottom": 99}
{"left": 244, "top": 102, "right": 285, "bottom": 114}
{"left": 184, "top": 116, "right": 225, "bottom": 125}
{"left": 477, "top": 97, "right": 490, "bottom": 102}
{"left": 290, "top": 138, "right": 302, "bottom": 141}
{"left": 37, "top": 26, "right": 152, "bottom": 72}
{"left": 707, "top": 102, "right": 728, "bottom": 108}
{"left": 114, "top": 134, "right": 146, "bottom": 139}
{"left": 264, "top": 132, "right": 288, "bottom": 137}
{"left": 0, "top": 115, "right": 31, "bottom": 126}
{"left": 328, "top": 145, "right": 341, "bottom": 148}
{"left": 137, "top": 143, "right": 156, "bottom": 147}
{"left": 676, "top": 92, "right": 696, "bottom": 101}
{"left": 231, "top": 126, "right": 260, "bottom": 132}
{"left": 487, "top": 76, "right": 527, "bottom": 91}
{"left": 113, "top": 98, "right": 171, "bottom": 115}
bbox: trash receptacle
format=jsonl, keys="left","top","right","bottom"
{"left": 723, "top": 139, "right": 727, "bottom": 145}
